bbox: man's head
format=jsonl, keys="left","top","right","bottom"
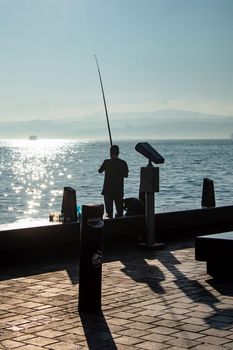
{"left": 110, "top": 145, "right": 119, "bottom": 158}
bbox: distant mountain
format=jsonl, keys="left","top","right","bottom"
{"left": 1, "top": 110, "right": 233, "bottom": 139}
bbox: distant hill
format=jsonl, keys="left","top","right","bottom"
{"left": 1, "top": 110, "right": 233, "bottom": 139}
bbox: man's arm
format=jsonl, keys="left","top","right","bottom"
{"left": 124, "top": 162, "right": 129, "bottom": 178}
{"left": 98, "top": 160, "right": 106, "bottom": 173}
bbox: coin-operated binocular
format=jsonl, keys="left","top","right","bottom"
{"left": 135, "top": 142, "right": 165, "bottom": 248}
{"left": 135, "top": 142, "right": 164, "bottom": 166}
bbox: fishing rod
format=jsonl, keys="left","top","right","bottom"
{"left": 94, "top": 54, "right": 113, "bottom": 146}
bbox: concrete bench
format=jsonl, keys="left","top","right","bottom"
{"left": 195, "top": 232, "right": 233, "bottom": 280}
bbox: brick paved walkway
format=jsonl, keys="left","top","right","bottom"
{"left": 0, "top": 239, "right": 233, "bottom": 349}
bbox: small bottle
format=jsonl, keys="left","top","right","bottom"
{"left": 77, "top": 204, "right": 82, "bottom": 221}
{"left": 59, "top": 213, "right": 64, "bottom": 223}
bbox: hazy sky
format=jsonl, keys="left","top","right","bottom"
{"left": 0, "top": 0, "right": 233, "bottom": 122}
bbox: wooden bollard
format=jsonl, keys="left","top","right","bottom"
{"left": 201, "top": 178, "right": 216, "bottom": 208}
{"left": 61, "top": 187, "right": 77, "bottom": 223}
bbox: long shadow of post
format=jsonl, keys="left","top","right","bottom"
{"left": 78, "top": 249, "right": 164, "bottom": 349}
{"left": 79, "top": 311, "right": 117, "bottom": 350}
{"left": 115, "top": 243, "right": 233, "bottom": 330}
{"left": 157, "top": 248, "right": 218, "bottom": 305}
{"left": 156, "top": 245, "right": 233, "bottom": 329}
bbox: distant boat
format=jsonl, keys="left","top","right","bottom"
{"left": 29, "top": 135, "right": 38, "bottom": 140}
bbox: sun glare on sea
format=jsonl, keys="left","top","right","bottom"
{"left": 5, "top": 139, "right": 81, "bottom": 218}
{"left": 10, "top": 138, "right": 71, "bottom": 151}
{"left": 0, "top": 138, "right": 100, "bottom": 222}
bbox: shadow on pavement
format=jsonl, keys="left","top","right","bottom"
{"left": 79, "top": 311, "right": 117, "bottom": 350}
{"left": 120, "top": 251, "right": 165, "bottom": 294}
{"left": 0, "top": 253, "right": 79, "bottom": 285}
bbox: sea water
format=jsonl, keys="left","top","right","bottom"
{"left": 0, "top": 139, "right": 233, "bottom": 225}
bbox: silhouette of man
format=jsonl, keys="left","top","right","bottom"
{"left": 98, "top": 145, "right": 129, "bottom": 218}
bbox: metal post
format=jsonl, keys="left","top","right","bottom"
{"left": 135, "top": 142, "right": 165, "bottom": 249}
{"left": 78, "top": 204, "right": 104, "bottom": 313}
{"left": 138, "top": 166, "right": 164, "bottom": 249}
{"left": 145, "top": 192, "right": 155, "bottom": 245}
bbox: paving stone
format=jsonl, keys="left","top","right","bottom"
{"left": 114, "top": 335, "right": 142, "bottom": 346}
{"left": 176, "top": 323, "right": 208, "bottom": 333}
{"left": 1, "top": 339, "right": 25, "bottom": 348}
{"left": 12, "top": 346, "right": 45, "bottom": 350}
{"left": 180, "top": 316, "right": 208, "bottom": 325}
{"left": 35, "top": 329, "right": 65, "bottom": 338}
{"left": 108, "top": 311, "right": 138, "bottom": 319}
{"left": 192, "top": 345, "right": 232, "bottom": 350}
{"left": 125, "top": 321, "right": 155, "bottom": 331}
{"left": 200, "top": 327, "right": 233, "bottom": 338}
{"left": 55, "top": 333, "right": 85, "bottom": 343}
{"left": 23, "top": 336, "right": 58, "bottom": 346}
{"left": 209, "top": 321, "right": 233, "bottom": 330}
{"left": 226, "top": 333, "right": 233, "bottom": 340}
{"left": 136, "top": 340, "right": 169, "bottom": 349}
{"left": 165, "top": 336, "right": 203, "bottom": 348}
{"left": 158, "top": 312, "right": 188, "bottom": 322}
{"left": 153, "top": 319, "right": 185, "bottom": 329}
{"left": 198, "top": 335, "right": 232, "bottom": 346}
{"left": 44, "top": 342, "right": 81, "bottom": 349}
{"left": 129, "top": 315, "right": 157, "bottom": 324}
{"left": 118, "top": 328, "right": 150, "bottom": 338}
{"left": 116, "top": 345, "right": 142, "bottom": 350}
{"left": 166, "top": 347, "right": 190, "bottom": 350}
{"left": 142, "top": 332, "right": 174, "bottom": 343}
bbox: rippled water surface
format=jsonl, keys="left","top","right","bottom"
{"left": 0, "top": 139, "right": 233, "bottom": 224}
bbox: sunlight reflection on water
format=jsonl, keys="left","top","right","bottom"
{"left": 0, "top": 138, "right": 233, "bottom": 224}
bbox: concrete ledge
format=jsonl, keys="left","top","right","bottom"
{"left": 0, "top": 205, "right": 233, "bottom": 259}
{"left": 195, "top": 232, "right": 233, "bottom": 279}
{"left": 195, "top": 232, "right": 233, "bottom": 261}
{"left": 156, "top": 205, "right": 233, "bottom": 240}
